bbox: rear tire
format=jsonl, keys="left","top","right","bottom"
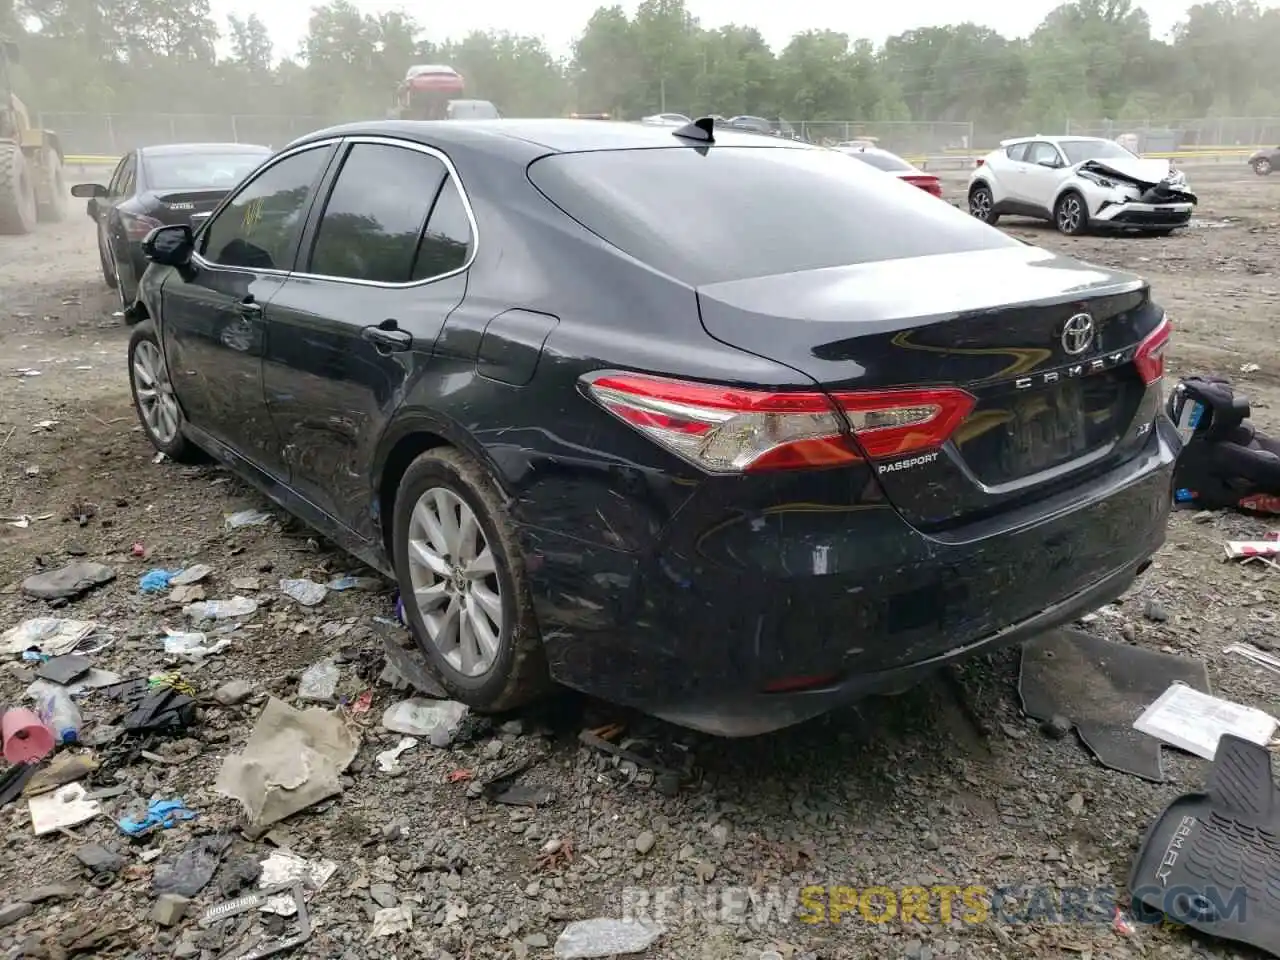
{"left": 392, "top": 447, "right": 550, "bottom": 712}
{"left": 0, "top": 144, "right": 38, "bottom": 235}
{"left": 127, "top": 319, "right": 201, "bottom": 462}
{"left": 98, "top": 234, "right": 119, "bottom": 289}
{"left": 1254, "top": 158, "right": 1272, "bottom": 176}
{"left": 1054, "top": 191, "right": 1089, "bottom": 236}
{"left": 36, "top": 152, "right": 68, "bottom": 223}
{"left": 968, "top": 183, "right": 1000, "bottom": 224}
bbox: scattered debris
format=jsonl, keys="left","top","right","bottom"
{"left": 375, "top": 736, "right": 417, "bottom": 773}
{"left": 381, "top": 697, "right": 468, "bottom": 745}
{"left": 280, "top": 577, "right": 327, "bottom": 606}
{"left": 1133, "top": 682, "right": 1278, "bottom": 760}
{"left": 553, "top": 917, "right": 663, "bottom": 958}
{"left": 29, "top": 782, "right": 101, "bottom": 835}
{"left": 1, "top": 617, "right": 97, "bottom": 658}
{"left": 118, "top": 797, "right": 197, "bottom": 836}
{"left": 297, "top": 658, "right": 339, "bottom": 701}
{"left": 21, "top": 561, "right": 115, "bottom": 600}
{"left": 153, "top": 833, "right": 233, "bottom": 897}
{"left": 183, "top": 596, "right": 259, "bottom": 620}
{"left": 215, "top": 697, "right": 360, "bottom": 835}
{"left": 224, "top": 509, "right": 272, "bottom": 529}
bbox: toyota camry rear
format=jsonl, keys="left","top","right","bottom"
{"left": 496, "top": 128, "right": 1177, "bottom": 737}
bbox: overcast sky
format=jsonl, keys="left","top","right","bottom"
{"left": 209, "top": 0, "right": 1237, "bottom": 62}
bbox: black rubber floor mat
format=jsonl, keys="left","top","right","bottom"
{"left": 1019, "top": 628, "right": 1210, "bottom": 781}
{"left": 1129, "top": 734, "right": 1280, "bottom": 955}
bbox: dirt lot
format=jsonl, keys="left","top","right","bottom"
{"left": 0, "top": 162, "right": 1277, "bottom": 960}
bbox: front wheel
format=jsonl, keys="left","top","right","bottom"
{"left": 969, "top": 184, "right": 999, "bottom": 224}
{"left": 1055, "top": 191, "right": 1089, "bottom": 236}
{"left": 392, "top": 447, "right": 550, "bottom": 712}
{"left": 1254, "top": 157, "right": 1272, "bottom": 176}
{"left": 127, "top": 320, "right": 200, "bottom": 462}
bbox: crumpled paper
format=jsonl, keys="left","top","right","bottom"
{"left": 215, "top": 697, "right": 359, "bottom": 835}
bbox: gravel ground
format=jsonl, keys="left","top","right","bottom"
{"left": 0, "top": 161, "right": 1277, "bottom": 960}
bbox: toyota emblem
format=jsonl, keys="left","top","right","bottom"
{"left": 1061, "top": 313, "right": 1096, "bottom": 355}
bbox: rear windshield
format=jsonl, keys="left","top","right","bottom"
{"left": 528, "top": 146, "right": 1016, "bottom": 285}
{"left": 843, "top": 150, "right": 914, "bottom": 172}
{"left": 144, "top": 153, "right": 268, "bottom": 191}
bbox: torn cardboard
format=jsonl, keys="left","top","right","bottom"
{"left": 215, "top": 697, "right": 359, "bottom": 837}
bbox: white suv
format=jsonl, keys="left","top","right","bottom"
{"left": 967, "top": 135, "right": 1197, "bottom": 236}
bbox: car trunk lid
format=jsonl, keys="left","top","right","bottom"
{"left": 696, "top": 244, "right": 1165, "bottom": 530}
{"left": 144, "top": 189, "right": 233, "bottom": 227}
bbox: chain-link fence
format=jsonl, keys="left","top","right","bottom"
{"left": 797, "top": 120, "right": 975, "bottom": 155}
{"left": 1064, "top": 117, "right": 1280, "bottom": 151}
{"left": 36, "top": 112, "right": 341, "bottom": 156}
{"left": 37, "top": 111, "right": 1280, "bottom": 160}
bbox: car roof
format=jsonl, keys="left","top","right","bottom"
{"left": 139, "top": 142, "right": 271, "bottom": 156}
{"left": 290, "top": 118, "right": 813, "bottom": 154}
{"left": 998, "top": 135, "right": 1107, "bottom": 146}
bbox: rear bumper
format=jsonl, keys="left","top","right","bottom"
{"left": 1093, "top": 202, "right": 1193, "bottom": 229}
{"left": 520, "top": 418, "right": 1177, "bottom": 737}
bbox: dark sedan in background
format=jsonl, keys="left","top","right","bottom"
{"left": 72, "top": 142, "right": 271, "bottom": 309}
{"left": 123, "top": 118, "right": 1176, "bottom": 737}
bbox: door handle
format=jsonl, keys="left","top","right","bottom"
{"left": 237, "top": 297, "right": 262, "bottom": 318}
{"left": 362, "top": 321, "right": 412, "bottom": 352}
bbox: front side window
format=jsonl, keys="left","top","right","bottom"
{"left": 107, "top": 155, "right": 131, "bottom": 195}
{"left": 1024, "top": 142, "right": 1063, "bottom": 166}
{"left": 198, "top": 146, "right": 330, "bottom": 271}
{"left": 308, "top": 143, "right": 449, "bottom": 284}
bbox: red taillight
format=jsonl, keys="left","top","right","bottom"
{"left": 583, "top": 373, "right": 975, "bottom": 474}
{"left": 1133, "top": 316, "right": 1171, "bottom": 386}
{"left": 903, "top": 175, "right": 942, "bottom": 197}
{"left": 122, "top": 212, "right": 163, "bottom": 242}
{"left": 975, "top": 158, "right": 985, "bottom": 168}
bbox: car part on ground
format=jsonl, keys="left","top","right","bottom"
{"left": 0, "top": 38, "right": 67, "bottom": 235}
{"left": 124, "top": 119, "right": 1176, "bottom": 737}
{"left": 968, "top": 135, "right": 1196, "bottom": 235}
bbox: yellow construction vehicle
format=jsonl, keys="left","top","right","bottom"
{"left": 0, "top": 39, "right": 67, "bottom": 234}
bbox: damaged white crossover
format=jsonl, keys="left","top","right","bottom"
{"left": 967, "top": 135, "right": 1196, "bottom": 237}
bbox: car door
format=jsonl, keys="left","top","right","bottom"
{"left": 1020, "top": 141, "right": 1068, "bottom": 212}
{"left": 161, "top": 140, "right": 338, "bottom": 478}
{"left": 263, "top": 137, "right": 472, "bottom": 540}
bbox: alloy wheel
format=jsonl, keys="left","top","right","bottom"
{"left": 406, "top": 486, "right": 504, "bottom": 677}
{"left": 970, "top": 189, "right": 992, "bottom": 220}
{"left": 1057, "top": 196, "right": 1083, "bottom": 234}
{"left": 132, "top": 340, "right": 180, "bottom": 445}
{"left": 1257, "top": 158, "right": 1272, "bottom": 176}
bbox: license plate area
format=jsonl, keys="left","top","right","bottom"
{"left": 1000, "top": 379, "right": 1090, "bottom": 478}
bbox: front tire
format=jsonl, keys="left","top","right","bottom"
{"left": 392, "top": 447, "right": 550, "bottom": 712}
{"left": 1254, "top": 158, "right": 1272, "bottom": 176}
{"left": 969, "top": 183, "right": 999, "bottom": 224}
{"left": 1055, "top": 191, "right": 1089, "bottom": 236}
{"left": 128, "top": 319, "right": 200, "bottom": 462}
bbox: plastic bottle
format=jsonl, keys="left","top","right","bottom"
{"left": 36, "top": 687, "right": 83, "bottom": 744}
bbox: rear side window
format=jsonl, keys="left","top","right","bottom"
{"left": 309, "top": 143, "right": 449, "bottom": 283}
{"left": 528, "top": 146, "right": 1017, "bottom": 286}
{"left": 411, "top": 178, "right": 472, "bottom": 281}
{"left": 1005, "top": 143, "right": 1029, "bottom": 162}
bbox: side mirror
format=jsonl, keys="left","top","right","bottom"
{"left": 70, "top": 183, "right": 108, "bottom": 199}
{"left": 1037, "top": 158, "right": 1062, "bottom": 169}
{"left": 143, "top": 224, "right": 194, "bottom": 268}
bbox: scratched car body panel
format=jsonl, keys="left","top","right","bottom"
{"left": 131, "top": 119, "right": 1177, "bottom": 738}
